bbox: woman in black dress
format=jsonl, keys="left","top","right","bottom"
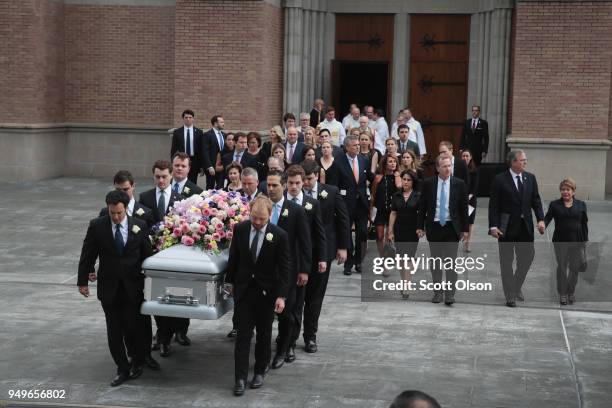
{"left": 461, "top": 149, "right": 479, "bottom": 252}
{"left": 247, "top": 132, "right": 267, "bottom": 181}
{"left": 262, "top": 126, "right": 285, "bottom": 158}
{"left": 359, "top": 132, "right": 382, "bottom": 174}
{"left": 387, "top": 170, "right": 421, "bottom": 298}
{"left": 317, "top": 141, "right": 339, "bottom": 186}
{"left": 370, "top": 153, "right": 402, "bottom": 259}
{"left": 544, "top": 178, "right": 588, "bottom": 305}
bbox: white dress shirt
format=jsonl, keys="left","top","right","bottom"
{"left": 111, "top": 216, "right": 129, "bottom": 246}
{"left": 373, "top": 118, "right": 389, "bottom": 153}
{"left": 304, "top": 182, "right": 318, "bottom": 199}
{"left": 434, "top": 177, "right": 451, "bottom": 223}
{"left": 318, "top": 119, "right": 346, "bottom": 147}
{"left": 343, "top": 115, "right": 360, "bottom": 131}
{"left": 509, "top": 168, "right": 523, "bottom": 191}
{"left": 287, "top": 191, "right": 304, "bottom": 206}
{"left": 127, "top": 198, "right": 135, "bottom": 216}
{"left": 406, "top": 117, "right": 427, "bottom": 156}
{"left": 214, "top": 128, "right": 224, "bottom": 150}
{"left": 156, "top": 185, "right": 172, "bottom": 213}
{"left": 184, "top": 126, "right": 195, "bottom": 156}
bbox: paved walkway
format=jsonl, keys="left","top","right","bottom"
{"left": 0, "top": 178, "right": 611, "bottom": 408}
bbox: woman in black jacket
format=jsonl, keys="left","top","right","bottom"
{"left": 461, "top": 149, "right": 479, "bottom": 252}
{"left": 544, "top": 178, "right": 588, "bottom": 305}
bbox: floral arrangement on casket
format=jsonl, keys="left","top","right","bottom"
{"left": 151, "top": 190, "right": 250, "bottom": 253}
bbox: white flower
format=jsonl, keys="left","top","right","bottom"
{"left": 282, "top": 209, "right": 289, "bottom": 217}
{"left": 135, "top": 208, "right": 145, "bottom": 216}
{"left": 305, "top": 202, "right": 313, "bottom": 211}
{"left": 132, "top": 225, "right": 141, "bottom": 234}
{"left": 266, "top": 233, "right": 274, "bottom": 242}
{"left": 184, "top": 187, "right": 190, "bottom": 194}
{"left": 320, "top": 190, "right": 328, "bottom": 199}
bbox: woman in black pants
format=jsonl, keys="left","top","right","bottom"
{"left": 544, "top": 178, "right": 588, "bottom": 305}
{"left": 461, "top": 149, "right": 479, "bottom": 252}
{"left": 387, "top": 170, "right": 421, "bottom": 298}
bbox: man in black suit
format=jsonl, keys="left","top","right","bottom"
{"left": 336, "top": 135, "right": 373, "bottom": 275}
{"left": 138, "top": 160, "right": 182, "bottom": 356}
{"left": 78, "top": 190, "right": 153, "bottom": 386}
{"left": 221, "top": 133, "right": 256, "bottom": 184}
{"left": 170, "top": 109, "right": 205, "bottom": 184}
{"left": 284, "top": 165, "right": 327, "bottom": 363}
{"left": 489, "top": 150, "right": 545, "bottom": 307}
{"left": 171, "top": 152, "right": 204, "bottom": 198}
{"left": 299, "top": 160, "right": 349, "bottom": 353}
{"left": 99, "top": 170, "right": 154, "bottom": 229}
{"left": 459, "top": 105, "right": 489, "bottom": 165}
{"left": 283, "top": 113, "right": 304, "bottom": 143}
{"left": 265, "top": 170, "right": 311, "bottom": 369}
{"left": 284, "top": 127, "right": 306, "bottom": 165}
{"left": 438, "top": 141, "right": 469, "bottom": 186}
{"left": 202, "top": 115, "right": 226, "bottom": 189}
{"left": 225, "top": 196, "right": 291, "bottom": 396}
{"left": 417, "top": 155, "right": 469, "bottom": 305}
{"left": 397, "top": 124, "right": 420, "bottom": 156}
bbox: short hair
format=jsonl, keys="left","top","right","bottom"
{"left": 318, "top": 128, "right": 331, "bottom": 137}
{"left": 439, "top": 140, "right": 453, "bottom": 150}
{"left": 283, "top": 112, "right": 296, "bottom": 122}
{"left": 286, "top": 164, "right": 306, "bottom": 180}
{"left": 326, "top": 106, "right": 335, "bottom": 114}
{"left": 506, "top": 149, "right": 526, "bottom": 165}
{"left": 250, "top": 196, "right": 273, "bottom": 215}
{"left": 398, "top": 124, "right": 409, "bottom": 132}
{"left": 267, "top": 156, "right": 283, "bottom": 168}
{"left": 181, "top": 109, "right": 194, "bottom": 118}
{"left": 152, "top": 160, "right": 172, "bottom": 173}
{"left": 172, "top": 152, "right": 191, "bottom": 165}
{"left": 374, "top": 108, "right": 384, "bottom": 117}
{"left": 225, "top": 161, "right": 243, "bottom": 175}
{"left": 559, "top": 178, "right": 577, "bottom": 191}
{"left": 301, "top": 159, "right": 320, "bottom": 176}
{"left": 435, "top": 154, "right": 452, "bottom": 167}
{"left": 235, "top": 132, "right": 247, "bottom": 142}
{"left": 343, "top": 134, "right": 359, "bottom": 148}
{"left": 266, "top": 169, "right": 284, "bottom": 183}
{"left": 247, "top": 132, "right": 262, "bottom": 147}
{"left": 472, "top": 105, "right": 481, "bottom": 111}
{"left": 211, "top": 115, "right": 223, "bottom": 126}
{"left": 240, "top": 166, "right": 259, "bottom": 181}
{"left": 225, "top": 132, "right": 235, "bottom": 141}
{"left": 113, "top": 170, "right": 134, "bottom": 186}
{"left": 300, "top": 112, "right": 311, "bottom": 120}
{"left": 105, "top": 190, "right": 130, "bottom": 208}
{"left": 385, "top": 137, "right": 397, "bottom": 146}
{"left": 389, "top": 390, "right": 441, "bottom": 408}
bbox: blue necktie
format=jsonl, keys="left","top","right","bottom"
{"left": 114, "top": 224, "right": 124, "bottom": 255}
{"left": 271, "top": 204, "right": 280, "bottom": 225}
{"left": 439, "top": 181, "right": 447, "bottom": 226}
{"left": 173, "top": 182, "right": 180, "bottom": 194}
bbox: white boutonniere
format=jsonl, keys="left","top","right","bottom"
{"left": 304, "top": 202, "right": 313, "bottom": 211}
{"left": 320, "top": 190, "right": 328, "bottom": 199}
{"left": 135, "top": 208, "right": 145, "bottom": 216}
{"left": 132, "top": 225, "right": 141, "bottom": 234}
{"left": 282, "top": 209, "right": 289, "bottom": 217}
{"left": 266, "top": 233, "right": 274, "bottom": 242}
{"left": 184, "top": 186, "right": 190, "bottom": 194}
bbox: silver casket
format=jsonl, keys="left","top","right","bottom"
{"left": 141, "top": 245, "right": 233, "bottom": 319}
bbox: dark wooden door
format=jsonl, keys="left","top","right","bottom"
{"left": 408, "top": 15, "right": 470, "bottom": 165}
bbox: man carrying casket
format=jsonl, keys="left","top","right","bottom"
{"left": 224, "top": 196, "right": 291, "bottom": 396}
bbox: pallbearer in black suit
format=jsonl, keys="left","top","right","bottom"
{"left": 284, "top": 165, "right": 327, "bottom": 362}
{"left": 170, "top": 109, "right": 205, "bottom": 184}
{"left": 417, "top": 155, "right": 469, "bottom": 306}
{"left": 336, "top": 135, "right": 374, "bottom": 275}
{"left": 225, "top": 197, "right": 291, "bottom": 396}
{"left": 438, "top": 141, "right": 469, "bottom": 186}
{"left": 489, "top": 150, "right": 545, "bottom": 307}
{"left": 78, "top": 191, "right": 153, "bottom": 386}
{"left": 202, "top": 115, "right": 226, "bottom": 189}
{"left": 138, "top": 160, "right": 182, "bottom": 356}
{"left": 459, "top": 105, "right": 489, "bottom": 165}
{"left": 171, "top": 152, "right": 204, "bottom": 198}
{"left": 300, "top": 160, "right": 349, "bottom": 352}
{"left": 265, "top": 170, "right": 311, "bottom": 370}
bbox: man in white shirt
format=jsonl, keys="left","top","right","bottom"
{"left": 363, "top": 105, "right": 376, "bottom": 130}
{"left": 317, "top": 106, "right": 346, "bottom": 147}
{"left": 390, "top": 111, "right": 407, "bottom": 139}
{"left": 404, "top": 108, "right": 427, "bottom": 160}
{"left": 372, "top": 109, "right": 389, "bottom": 153}
{"left": 342, "top": 104, "right": 360, "bottom": 132}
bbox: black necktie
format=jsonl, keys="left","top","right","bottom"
{"left": 250, "top": 229, "right": 260, "bottom": 262}
{"left": 114, "top": 223, "right": 124, "bottom": 255}
{"left": 186, "top": 128, "right": 192, "bottom": 156}
{"left": 516, "top": 175, "right": 524, "bottom": 197}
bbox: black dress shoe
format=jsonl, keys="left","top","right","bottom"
{"left": 355, "top": 264, "right": 362, "bottom": 273}
{"left": 431, "top": 293, "right": 443, "bottom": 303}
{"left": 271, "top": 353, "right": 285, "bottom": 369}
{"left": 110, "top": 372, "right": 130, "bottom": 387}
{"left": 506, "top": 300, "right": 516, "bottom": 308}
{"left": 129, "top": 365, "right": 143, "bottom": 379}
{"left": 234, "top": 379, "right": 246, "bottom": 396}
{"left": 285, "top": 346, "right": 296, "bottom": 363}
{"left": 304, "top": 340, "right": 317, "bottom": 353}
{"left": 175, "top": 332, "right": 191, "bottom": 346}
{"left": 144, "top": 354, "right": 160, "bottom": 370}
{"left": 160, "top": 344, "right": 171, "bottom": 357}
{"left": 444, "top": 295, "right": 455, "bottom": 306}
{"left": 343, "top": 269, "right": 352, "bottom": 276}
{"left": 568, "top": 294, "right": 576, "bottom": 304}
{"left": 516, "top": 291, "right": 525, "bottom": 301}
{"left": 250, "top": 373, "right": 265, "bottom": 389}
{"left": 227, "top": 329, "right": 237, "bottom": 338}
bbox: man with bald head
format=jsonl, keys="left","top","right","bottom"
{"left": 284, "top": 126, "right": 306, "bottom": 165}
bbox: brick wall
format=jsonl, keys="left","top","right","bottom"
{"left": 511, "top": 1, "right": 612, "bottom": 140}
{"left": 0, "top": 0, "right": 65, "bottom": 123}
{"left": 64, "top": 4, "right": 175, "bottom": 126}
{"left": 173, "top": 0, "right": 284, "bottom": 131}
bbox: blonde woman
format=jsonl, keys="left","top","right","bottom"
{"left": 263, "top": 126, "right": 285, "bottom": 158}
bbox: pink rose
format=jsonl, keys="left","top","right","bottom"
{"left": 198, "top": 224, "right": 207, "bottom": 234}
{"left": 212, "top": 232, "right": 220, "bottom": 241}
{"left": 217, "top": 230, "right": 226, "bottom": 239}
{"left": 226, "top": 231, "right": 233, "bottom": 239}
{"left": 181, "top": 236, "right": 195, "bottom": 246}
{"left": 181, "top": 223, "right": 190, "bottom": 233}
{"left": 172, "top": 228, "right": 182, "bottom": 238}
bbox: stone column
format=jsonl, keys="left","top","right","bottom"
{"left": 283, "top": 6, "right": 304, "bottom": 117}
{"left": 467, "top": 5, "right": 513, "bottom": 163}
{"left": 391, "top": 13, "right": 409, "bottom": 118}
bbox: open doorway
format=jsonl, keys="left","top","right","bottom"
{"left": 332, "top": 61, "right": 390, "bottom": 119}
